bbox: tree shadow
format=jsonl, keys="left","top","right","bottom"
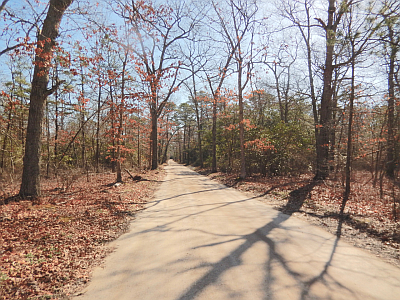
{"left": 175, "top": 213, "right": 351, "bottom": 300}
{"left": 168, "top": 170, "right": 352, "bottom": 300}
{"left": 175, "top": 215, "right": 287, "bottom": 300}
{"left": 1, "top": 194, "right": 23, "bottom": 205}
{"left": 279, "top": 181, "right": 318, "bottom": 215}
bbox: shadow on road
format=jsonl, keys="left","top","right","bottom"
{"left": 165, "top": 165, "right": 351, "bottom": 300}
{"left": 175, "top": 215, "right": 347, "bottom": 300}
{"left": 124, "top": 162, "right": 396, "bottom": 300}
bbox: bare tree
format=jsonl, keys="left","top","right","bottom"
{"left": 204, "top": 0, "right": 256, "bottom": 173}
{"left": 228, "top": 0, "right": 258, "bottom": 179}
{"left": 262, "top": 42, "right": 298, "bottom": 123}
{"left": 0, "top": 0, "right": 48, "bottom": 56}
{"left": 19, "top": 0, "right": 74, "bottom": 197}
{"left": 282, "top": 0, "right": 378, "bottom": 180}
{"left": 377, "top": 0, "right": 400, "bottom": 178}
{"left": 112, "top": 0, "right": 195, "bottom": 170}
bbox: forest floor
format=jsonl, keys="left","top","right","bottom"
{"left": 197, "top": 169, "right": 400, "bottom": 268}
{"left": 0, "top": 167, "right": 164, "bottom": 300}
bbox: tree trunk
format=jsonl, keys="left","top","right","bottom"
{"left": 109, "top": 84, "right": 116, "bottom": 173}
{"left": 19, "top": 0, "right": 74, "bottom": 197}
{"left": 183, "top": 124, "right": 187, "bottom": 164}
{"left": 339, "top": 33, "right": 356, "bottom": 229}
{"left": 238, "top": 63, "right": 246, "bottom": 179}
{"left": 116, "top": 52, "right": 128, "bottom": 182}
{"left": 386, "top": 25, "right": 396, "bottom": 179}
{"left": 191, "top": 74, "right": 203, "bottom": 167}
{"left": 150, "top": 105, "right": 158, "bottom": 170}
{"left": 315, "top": 0, "right": 336, "bottom": 180}
{"left": 80, "top": 65, "right": 86, "bottom": 170}
{"left": 1, "top": 108, "right": 12, "bottom": 171}
{"left": 45, "top": 101, "right": 51, "bottom": 177}
{"left": 212, "top": 95, "right": 217, "bottom": 173}
{"left": 95, "top": 83, "right": 101, "bottom": 173}
{"left": 137, "top": 103, "right": 141, "bottom": 169}
{"left": 162, "top": 116, "right": 169, "bottom": 164}
{"left": 54, "top": 65, "right": 59, "bottom": 171}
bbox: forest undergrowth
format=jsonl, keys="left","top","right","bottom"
{"left": 0, "top": 168, "right": 164, "bottom": 300}
{"left": 203, "top": 169, "right": 400, "bottom": 267}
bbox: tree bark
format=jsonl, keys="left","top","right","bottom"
{"left": 150, "top": 104, "right": 158, "bottom": 170}
{"left": 211, "top": 96, "right": 217, "bottom": 173}
{"left": 339, "top": 26, "right": 356, "bottom": 232}
{"left": 79, "top": 65, "right": 86, "bottom": 170}
{"left": 315, "top": 0, "right": 337, "bottom": 180}
{"left": 95, "top": 83, "right": 101, "bottom": 173}
{"left": 386, "top": 24, "right": 396, "bottom": 179}
{"left": 19, "top": 0, "right": 74, "bottom": 197}
{"left": 191, "top": 74, "right": 203, "bottom": 167}
{"left": 238, "top": 61, "right": 246, "bottom": 179}
{"left": 116, "top": 50, "right": 128, "bottom": 182}
{"left": 54, "top": 65, "right": 59, "bottom": 170}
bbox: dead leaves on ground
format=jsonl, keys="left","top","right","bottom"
{"left": 0, "top": 169, "right": 163, "bottom": 300}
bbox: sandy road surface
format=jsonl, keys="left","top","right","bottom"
{"left": 75, "top": 160, "right": 400, "bottom": 300}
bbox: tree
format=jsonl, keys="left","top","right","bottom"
{"left": 19, "top": 0, "right": 74, "bottom": 197}
{"left": 377, "top": 0, "right": 400, "bottom": 178}
{"left": 283, "top": 0, "right": 378, "bottom": 179}
{"left": 339, "top": 6, "right": 359, "bottom": 227}
{"left": 113, "top": 0, "right": 194, "bottom": 170}
{"left": 228, "top": 0, "right": 258, "bottom": 179}
{"left": 0, "top": 1, "right": 48, "bottom": 57}
{"left": 181, "top": 38, "right": 209, "bottom": 168}
{"left": 204, "top": 0, "right": 242, "bottom": 173}
{"left": 262, "top": 42, "right": 298, "bottom": 123}
{"left": 115, "top": 43, "right": 130, "bottom": 182}
{"left": 281, "top": 0, "right": 319, "bottom": 154}
{"left": 315, "top": 0, "right": 379, "bottom": 179}
{"left": 314, "top": 0, "right": 351, "bottom": 180}
{"left": 0, "top": 56, "right": 31, "bottom": 172}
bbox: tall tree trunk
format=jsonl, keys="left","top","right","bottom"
{"left": 150, "top": 104, "right": 158, "bottom": 170}
{"left": 109, "top": 84, "right": 116, "bottom": 172}
{"left": 292, "top": 1, "right": 319, "bottom": 166}
{"left": 162, "top": 116, "right": 169, "bottom": 164}
{"left": 183, "top": 124, "right": 187, "bottom": 164}
{"left": 271, "top": 63, "right": 284, "bottom": 122}
{"left": 18, "top": 74, "right": 26, "bottom": 148}
{"left": 45, "top": 101, "right": 51, "bottom": 177}
{"left": 137, "top": 103, "right": 141, "bottom": 169}
{"left": 187, "top": 124, "right": 191, "bottom": 165}
{"left": 315, "top": 0, "right": 337, "bottom": 180}
{"left": 80, "top": 65, "right": 86, "bottom": 170}
{"left": 238, "top": 62, "right": 246, "bottom": 179}
{"left": 54, "top": 66, "right": 59, "bottom": 169}
{"left": 95, "top": 83, "right": 101, "bottom": 173}
{"left": 116, "top": 52, "right": 128, "bottom": 182}
{"left": 339, "top": 34, "right": 356, "bottom": 228}
{"left": 386, "top": 25, "right": 396, "bottom": 179}
{"left": 191, "top": 74, "right": 203, "bottom": 167}
{"left": 212, "top": 96, "right": 217, "bottom": 172}
{"left": 19, "top": 0, "right": 74, "bottom": 197}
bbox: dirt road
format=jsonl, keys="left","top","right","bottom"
{"left": 75, "top": 161, "right": 400, "bottom": 300}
